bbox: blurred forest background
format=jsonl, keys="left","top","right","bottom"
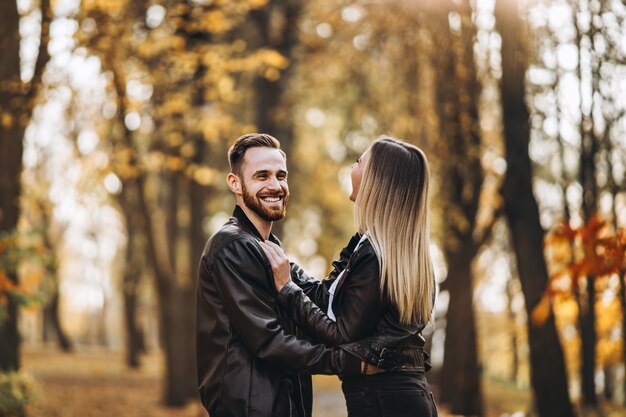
{"left": 1, "top": 0, "right": 626, "bottom": 416}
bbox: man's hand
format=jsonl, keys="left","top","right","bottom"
{"left": 259, "top": 241, "right": 292, "bottom": 292}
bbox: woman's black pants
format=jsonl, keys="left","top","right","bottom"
{"left": 342, "top": 372, "right": 438, "bottom": 417}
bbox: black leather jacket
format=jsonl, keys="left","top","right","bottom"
{"left": 196, "top": 206, "right": 362, "bottom": 417}
{"left": 279, "top": 233, "right": 431, "bottom": 372}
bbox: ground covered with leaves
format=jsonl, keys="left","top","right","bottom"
{"left": 20, "top": 346, "right": 626, "bottom": 417}
{"left": 21, "top": 347, "right": 347, "bottom": 417}
{"left": 23, "top": 347, "right": 205, "bottom": 417}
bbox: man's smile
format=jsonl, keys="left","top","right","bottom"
{"left": 259, "top": 195, "right": 284, "bottom": 204}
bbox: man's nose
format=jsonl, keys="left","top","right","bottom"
{"left": 267, "top": 176, "right": 281, "bottom": 190}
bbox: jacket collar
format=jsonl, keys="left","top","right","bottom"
{"left": 232, "top": 205, "right": 280, "bottom": 244}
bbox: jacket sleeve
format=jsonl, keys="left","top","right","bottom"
{"left": 278, "top": 249, "right": 384, "bottom": 346}
{"left": 289, "top": 233, "right": 362, "bottom": 309}
{"left": 203, "top": 238, "right": 361, "bottom": 376}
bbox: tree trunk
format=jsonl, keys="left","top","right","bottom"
{"left": 40, "top": 219, "right": 73, "bottom": 352}
{"left": 506, "top": 278, "right": 519, "bottom": 384}
{"left": 42, "top": 289, "right": 73, "bottom": 352}
{"left": 0, "top": 0, "right": 25, "bottom": 374}
{"left": 119, "top": 185, "right": 145, "bottom": 368}
{"left": 440, "top": 251, "right": 483, "bottom": 415}
{"left": 157, "top": 285, "right": 196, "bottom": 406}
{"left": 112, "top": 79, "right": 197, "bottom": 404}
{"left": 431, "top": 1, "right": 484, "bottom": 415}
{"left": 189, "top": 174, "right": 208, "bottom": 287}
{"left": 0, "top": 0, "right": 51, "bottom": 372}
{"left": 250, "top": 0, "right": 303, "bottom": 238}
{"left": 250, "top": 0, "right": 302, "bottom": 154}
{"left": 618, "top": 252, "right": 625, "bottom": 403}
{"left": 136, "top": 168, "right": 197, "bottom": 405}
{"left": 575, "top": 1, "right": 599, "bottom": 403}
{"left": 496, "top": 1, "right": 574, "bottom": 416}
{"left": 152, "top": 171, "right": 197, "bottom": 404}
{"left": 579, "top": 277, "right": 597, "bottom": 405}
{"left": 122, "top": 283, "right": 142, "bottom": 368}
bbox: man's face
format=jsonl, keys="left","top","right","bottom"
{"left": 238, "top": 147, "right": 289, "bottom": 222}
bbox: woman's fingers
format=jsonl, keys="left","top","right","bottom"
{"left": 264, "top": 240, "right": 283, "bottom": 252}
{"left": 261, "top": 241, "right": 288, "bottom": 264}
{"left": 259, "top": 242, "right": 278, "bottom": 266}
{"left": 259, "top": 241, "right": 291, "bottom": 292}
{"left": 260, "top": 242, "right": 277, "bottom": 262}
{"left": 260, "top": 242, "right": 280, "bottom": 261}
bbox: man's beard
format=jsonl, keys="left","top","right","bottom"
{"left": 241, "top": 181, "right": 288, "bottom": 222}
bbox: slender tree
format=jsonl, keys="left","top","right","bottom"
{"left": 429, "top": 0, "right": 484, "bottom": 414}
{"left": 496, "top": 1, "right": 574, "bottom": 416}
{"left": 249, "top": 0, "right": 303, "bottom": 237}
{"left": 0, "top": 0, "right": 51, "bottom": 371}
{"left": 574, "top": 0, "right": 599, "bottom": 404}
{"left": 41, "top": 221, "right": 73, "bottom": 352}
{"left": 118, "top": 185, "right": 146, "bottom": 368}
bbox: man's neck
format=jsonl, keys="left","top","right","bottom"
{"left": 238, "top": 204, "right": 272, "bottom": 240}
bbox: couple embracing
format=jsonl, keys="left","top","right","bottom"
{"left": 196, "top": 133, "right": 438, "bottom": 417}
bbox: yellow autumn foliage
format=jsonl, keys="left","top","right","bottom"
{"left": 141, "top": 151, "right": 165, "bottom": 172}
{"left": 232, "top": 39, "right": 247, "bottom": 53}
{"left": 112, "top": 163, "right": 141, "bottom": 180}
{"left": 257, "top": 49, "right": 289, "bottom": 70}
{"left": 180, "top": 143, "right": 196, "bottom": 159}
{"left": 164, "top": 156, "right": 185, "bottom": 172}
{"left": 217, "top": 77, "right": 236, "bottom": 101}
{"left": 171, "top": 52, "right": 200, "bottom": 79}
{"left": 1, "top": 113, "right": 14, "bottom": 128}
{"left": 165, "top": 133, "right": 184, "bottom": 148}
{"left": 136, "top": 37, "right": 168, "bottom": 59}
{"left": 263, "top": 68, "right": 281, "bottom": 81}
{"left": 597, "top": 295, "right": 622, "bottom": 335}
{"left": 187, "top": 165, "right": 219, "bottom": 186}
{"left": 553, "top": 296, "right": 579, "bottom": 323}
{"left": 200, "top": 10, "right": 234, "bottom": 34}
{"left": 82, "top": 0, "right": 127, "bottom": 15}
{"left": 597, "top": 337, "right": 622, "bottom": 366}
{"left": 247, "top": 0, "right": 269, "bottom": 9}
{"left": 163, "top": 95, "right": 191, "bottom": 116}
{"left": 20, "top": 270, "right": 43, "bottom": 294}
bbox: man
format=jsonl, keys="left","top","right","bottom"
{"left": 196, "top": 133, "right": 363, "bottom": 417}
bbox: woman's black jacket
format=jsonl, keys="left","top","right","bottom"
{"left": 280, "top": 233, "right": 431, "bottom": 372}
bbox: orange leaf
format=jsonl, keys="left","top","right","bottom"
{"left": 531, "top": 295, "right": 552, "bottom": 326}
{"left": 583, "top": 216, "right": 605, "bottom": 237}
{"left": 550, "top": 222, "right": 577, "bottom": 241}
{"left": 0, "top": 272, "right": 16, "bottom": 292}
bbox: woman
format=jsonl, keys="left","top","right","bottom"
{"left": 261, "top": 136, "right": 438, "bottom": 417}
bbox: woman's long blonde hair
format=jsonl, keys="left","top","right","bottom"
{"left": 355, "top": 136, "right": 434, "bottom": 325}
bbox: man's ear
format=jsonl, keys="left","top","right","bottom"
{"left": 227, "top": 173, "right": 242, "bottom": 195}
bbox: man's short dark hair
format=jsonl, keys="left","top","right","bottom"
{"left": 228, "top": 133, "right": 285, "bottom": 176}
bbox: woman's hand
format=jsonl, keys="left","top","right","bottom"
{"left": 259, "top": 241, "right": 292, "bottom": 292}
